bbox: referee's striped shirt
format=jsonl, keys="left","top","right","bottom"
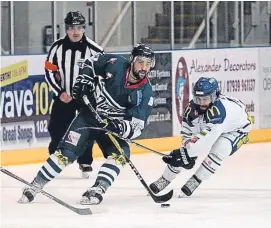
{"left": 45, "top": 35, "right": 104, "bottom": 97}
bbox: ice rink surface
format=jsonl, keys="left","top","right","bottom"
{"left": 1, "top": 143, "right": 271, "bottom": 228}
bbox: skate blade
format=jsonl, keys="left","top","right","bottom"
{"left": 82, "top": 172, "right": 90, "bottom": 179}
{"left": 177, "top": 191, "right": 190, "bottom": 198}
{"left": 18, "top": 195, "right": 31, "bottom": 204}
{"left": 77, "top": 196, "right": 100, "bottom": 205}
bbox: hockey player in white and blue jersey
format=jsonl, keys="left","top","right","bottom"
{"left": 150, "top": 77, "right": 252, "bottom": 197}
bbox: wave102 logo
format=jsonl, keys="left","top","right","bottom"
{"left": 263, "top": 68, "right": 271, "bottom": 91}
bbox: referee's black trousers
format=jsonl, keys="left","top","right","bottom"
{"left": 48, "top": 98, "right": 93, "bottom": 165}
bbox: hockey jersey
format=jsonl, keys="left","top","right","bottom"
{"left": 181, "top": 95, "right": 252, "bottom": 157}
{"left": 77, "top": 53, "right": 153, "bottom": 139}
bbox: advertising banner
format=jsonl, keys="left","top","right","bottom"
{"left": 172, "top": 48, "right": 260, "bottom": 136}
{"left": 259, "top": 47, "right": 271, "bottom": 128}
{"left": 1, "top": 52, "right": 173, "bottom": 152}
{"left": 121, "top": 52, "right": 172, "bottom": 138}
{"left": 1, "top": 55, "right": 52, "bottom": 150}
{"left": 141, "top": 52, "right": 172, "bottom": 138}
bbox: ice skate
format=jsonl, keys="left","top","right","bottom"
{"left": 78, "top": 185, "right": 105, "bottom": 205}
{"left": 180, "top": 175, "right": 202, "bottom": 197}
{"left": 79, "top": 164, "right": 93, "bottom": 179}
{"left": 149, "top": 176, "right": 170, "bottom": 194}
{"left": 18, "top": 181, "right": 43, "bottom": 203}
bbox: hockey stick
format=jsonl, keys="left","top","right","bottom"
{"left": 87, "top": 126, "right": 165, "bottom": 156}
{"left": 82, "top": 95, "right": 173, "bottom": 203}
{"left": 0, "top": 167, "right": 92, "bottom": 215}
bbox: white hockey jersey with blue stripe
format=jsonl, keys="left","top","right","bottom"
{"left": 181, "top": 95, "right": 252, "bottom": 157}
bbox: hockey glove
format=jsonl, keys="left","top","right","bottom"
{"left": 105, "top": 119, "right": 128, "bottom": 138}
{"left": 72, "top": 75, "right": 95, "bottom": 101}
{"left": 162, "top": 148, "right": 196, "bottom": 169}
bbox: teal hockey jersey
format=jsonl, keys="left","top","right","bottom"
{"left": 77, "top": 53, "right": 154, "bottom": 139}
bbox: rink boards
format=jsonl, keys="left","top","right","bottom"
{"left": 1, "top": 47, "right": 271, "bottom": 166}
{"left": 2, "top": 129, "right": 271, "bottom": 166}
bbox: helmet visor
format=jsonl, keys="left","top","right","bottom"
{"left": 134, "top": 56, "right": 152, "bottom": 66}
{"left": 134, "top": 56, "right": 154, "bottom": 68}
{"left": 65, "top": 24, "right": 85, "bottom": 31}
{"left": 193, "top": 95, "right": 212, "bottom": 105}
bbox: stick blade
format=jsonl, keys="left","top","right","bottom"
{"left": 150, "top": 189, "right": 174, "bottom": 203}
{"left": 73, "top": 207, "right": 92, "bottom": 215}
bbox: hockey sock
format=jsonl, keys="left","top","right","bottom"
{"left": 95, "top": 157, "right": 121, "bottom": 192}
{"left": 194, "top": 153, "right": 222, "bottom": 181}
{"left": 162, "top": 164, "right": 182, "bottom": 182}
{"left": 36, "top": 150, "right": 69, "bottom": 184}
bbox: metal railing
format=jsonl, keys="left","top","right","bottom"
{"left": 188, "top": 1, "right": 220, "bottom": 48}
{"left": 1, "top": 1, "right": 270, "bottom": 55}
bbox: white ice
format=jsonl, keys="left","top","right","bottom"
{"left": 1, "top": 143, "right": 271, "bottom": 228}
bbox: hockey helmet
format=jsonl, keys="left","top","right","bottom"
{"left": 193, "top": 77, "right": 220, "bottom": 104}
{"left": 130, "top": 43, "right": 155, "bottom": 68}
{"left": 65, "top": 11, "right": 86, "bottom": 29}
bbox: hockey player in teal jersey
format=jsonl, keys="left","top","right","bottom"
{"left": 18, "top": 44, "right": 155, "bottom": 205}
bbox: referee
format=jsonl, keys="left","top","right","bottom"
{"left": 44, "top": 11, "right": 104, "bottom": 178}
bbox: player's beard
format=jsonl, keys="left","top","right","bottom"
{"left": 195, "top": 103, "right": 211, "bottom": 113}
{"left": 133, "top": 68, "right": 147, "bottom": 81}
{"left": 199, "top": 105, "right": 209, "bottom": 110}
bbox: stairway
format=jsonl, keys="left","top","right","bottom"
{"left": 141, "top": 1, "right": 206, "bottom": 44}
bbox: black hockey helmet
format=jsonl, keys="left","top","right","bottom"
{"left": 130, "top": 43, "right": 155, "bottom": 68}
{"left": 64, "top": 11, "right": 86, "bottom": 29}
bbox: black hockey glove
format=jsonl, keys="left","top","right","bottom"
{"left": 72, "top": 75, "right": 95, "bottom": 101}
{"left": 105, "top": 119, "right": 128, "bottom": 138}
{"left": 162, "top": 148, "right": 196, "bottom": 169}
